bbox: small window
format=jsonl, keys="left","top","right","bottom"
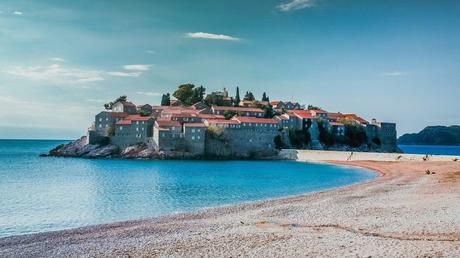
{"left": 120, "top": 126, "right": 123, "bottom": 130}
{"left": 99, "top": 118, "right": 102, "bottom": 122}
{"left": 197, "top": 136, "right": 201, "bottom": 140}
{"left": 192, "top": 129, "right": 195, "bottom": 133}
{"left": 192, "top": 136, "right": 195, "bottom": 140}
{"left": 99, "top": 124, "right": 102, "bottom": 128}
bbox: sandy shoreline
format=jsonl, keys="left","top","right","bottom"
{"left": 1, "top": 157, "right": 460, "bottom": 257}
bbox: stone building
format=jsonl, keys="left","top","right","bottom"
{"left": 366, "top": 119, "right": 398, "bottom": 152}
{"left": 111, "top": 115, "right": 155, "bottom": 148}
{"left": 152, "top": 120, "right": 184, "bottom": 151}
{"left": 183, "top": 123, "right": 206, "bottom": 154}
{"left": 270, "top": 101, "right": 301, "bottom": 110}
{"left": 94, "top": 111, "right": 129, "bottom": 136}
{"left": 211, "top": 106, "right": 265, "bottom": 118}
{"left": 112, "top": 101, "right": 137, "bottom": 114}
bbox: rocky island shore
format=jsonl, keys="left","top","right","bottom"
{"left": 40, "top": 136, "right": 205, "bottom": 160}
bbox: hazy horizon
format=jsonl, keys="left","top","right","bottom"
{"left": 1, "top": 0, "right": 460, "bottom": 139}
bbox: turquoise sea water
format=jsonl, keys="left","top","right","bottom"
{"left": 0, "top": 140, "right": 377, "bottom": 238}
{"left": 399, "top": 145, "right": 460, "bottom": 156}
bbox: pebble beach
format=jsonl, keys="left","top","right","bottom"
{"left": 1, "top": 151, "right": 460, "bottom": 257}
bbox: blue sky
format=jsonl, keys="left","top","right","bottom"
{"left": 1, "top": 0, "right": 459, "bottom": 139}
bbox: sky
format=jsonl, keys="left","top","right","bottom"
{"left": 0, "top": 0, "right": 459, "bottom": 139}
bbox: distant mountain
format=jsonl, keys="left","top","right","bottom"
{"left": 398, "top": 125, "right": 460, "bottom": 145}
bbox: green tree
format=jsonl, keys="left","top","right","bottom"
{"left": 173, "top": 84, "right": 195, "bottom": 105}
{"left": 274, "top": 135, "right": 284, "bottom": 150}
{"left": 262, "top": 92, "right": 269, "bottom": 102}
{"left": 244, "top": 91, "right": 255, "bottom": 101}
{"left": 307, "top": 104, "right": 321, "bottom": 110}
{"left": 104, "top": 95, "right": 127, "bottom": 110}
{"left": 161, "top": 93, "right": 171, "bottom": 106}
{"left": 234, "top": 86, "right": 241, "bottom": 106}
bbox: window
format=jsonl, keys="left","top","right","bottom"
{"left": 197, "top": 129, "right": 201, "bottom": 132}
{"left": 161, "top": 133, "right": 165, "bottom": 137}
{"left": 197, "top": 136, "right": 201, "bottom": 140}
{"left": 120, "top": 126, "right": 123, "bottom": 130}
{"left": 99, "top": 118, "right": 102, "bottom": 122}
{"left": 136, "top": 127, "right": 139, "bottom": 131}
{"left": 106, "top": 118, "right": 108, "bottom": 121}
{"left": 142, "top": 127, "right": 144, "bottom": 131}
{"left": 246, "top": 112, "right": 250, "bottom": 116}
{"left": 99, "top": 124, "right": 102, "bottom": 128}
{"left": 136, "top": 121, "right": 139, "bottom": 125}
{"left": 192, "top": 129, "right": 195, "bottom": 133}
{"left": 192, "top": 136, "right": 195, "bottom": 140}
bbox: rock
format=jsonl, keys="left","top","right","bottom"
{"left": 84, "top": 145, "right": 119, "bottom": 158}
{"left": 43, "top": 136, "right": 119, "bottom": 158}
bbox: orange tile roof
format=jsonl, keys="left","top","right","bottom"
{"left": 288, "top": 110, "right": 315, "bottom": 119}
{"left": 126, "top": 115, "right": 154, "bottom": 121}
{"left": 329, "top": 122, "right": 345, "bottom": 126}
{"left": 197, "top": 114, "right": 225, "bottom": 119}
{"left": 107, "top": 112, "right": 129, "bottom": 118}
{"left": 156, "top": 120, "right": 181, "bottom": 127}
{"left": 115, "top": 120, "right": 132, "bottom": 125}
{"left": 184, "top": 123, "right": 207, "bottom": 127}
{"left": 205, "top": 119, "right": 240, "bottom": 125}
{"left": 211, "top": 106, "right": 264, "bottom": 113}
{"left": 233, "top": 116, "right": 279, "bottom": 124}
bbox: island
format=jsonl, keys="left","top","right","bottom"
{"left": 398, "top": 125, "right": 460, "bottom": 145}
{"left": 43, "top": 84, "right": 399, "bottom": 159}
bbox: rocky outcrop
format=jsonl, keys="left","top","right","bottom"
{"left": 42, "top": 136, "right": 206, "bottom": 160}
{"left": 41, "top": 136, "right": 120, "bottom": 158}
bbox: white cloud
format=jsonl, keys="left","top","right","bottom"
{"left": 107, "top": 71, "right": 141, "bottom": 77}
{"left": 49, "top": 57, "right": 65, "bottom": 62}
{"left": 3, "top": 64, "right": 104, "bottom": 84}
{"left": 277, "top": 0, "right": 315, "bottom": 12}
{"left": 186, "top": 32, "right": 240, "bottom": 41}
{"left": 136, "top": 91, "right": 162, "bottom": 97}
{"left": 123, "top": 64, "right": 151, "bottom": 71}
{"left": 146, "top": 50, "right": 155, "bottom": 54}
{"left": 382, "top": 71, "right": 408, "bottom": 77}
{"left": 13, "top": 11, "right": 23, "bottom": 15}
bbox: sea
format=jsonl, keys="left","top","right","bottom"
{"left": 0, "top": 139, "right": 377, "bottom": 238}
{"left": 398, "top": 145, "right": 460, "bottom": 156}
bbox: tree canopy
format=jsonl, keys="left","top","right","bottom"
{"left": 104, "top": 95, "right": 127, "bottom": 110}
{"left": 234, "top": 86, "right": 241, "bottom": 106}
{"left": 172, "top": 84, "right": 206, "bottom": 106}
{"left": 161, "top": 93, "right": 171, "bottom": 106}
{"left": 307, "top": 105, "right": 321, "bottom": 110}
{"left": 244, "top": 91, "right": 255, "bottom": 101}
{"left": 262, "top": 92, "right": 269, "bottom": 102}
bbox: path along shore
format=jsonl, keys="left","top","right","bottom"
{"left": 1, "top": 151, "right": 460, "bottom": 257}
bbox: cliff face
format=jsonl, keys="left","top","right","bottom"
{"left": 398, "top": 126, "right": 460, "bottom": 145}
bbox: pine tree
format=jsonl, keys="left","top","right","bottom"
{"left": 234, "top": 86, "right": 241, "bottom": 106}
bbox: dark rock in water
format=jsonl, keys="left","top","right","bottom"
{"left": 42, "top": 136, "right": 119, "bottom": 158}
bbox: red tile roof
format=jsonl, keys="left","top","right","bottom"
{"left": 211, "top": 106, "right": 264, "bottom": 113}
{"left": 155, "top": 120, "right": 181, "bottom": 128}
{"left": 126, "top": 115, "right": 154, "bottom": 121}
{"left": 309, "top": 109, "right": 328, "bottom": 114}
{"left": 270, "top": 101, "right": 282, "bottom": 105}
{"left": 197, "top": 113, "right": 225, "bottom": 119}
{"left": 232, "top": 116, "right": 279, "bottom": 124}
{"left": 106, "top": 112, "right": 129, "bottom": 118}
{"left": 115, "top": 120, "right": 132, "bottom": 125}
{"left": 288, "top": 110, "right": 315, "bottom": 119}
{"left": 327, "top": 112, "right": 345, "bottom": 120}
{"left": 184, "top": 123, "right": 207, "bottom": 128}
{"left": 205, "top": 119, "right": 240, "bottom": 125}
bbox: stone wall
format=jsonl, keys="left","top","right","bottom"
{"left": 205, "top": 127, "right": 279, "bottom": 158}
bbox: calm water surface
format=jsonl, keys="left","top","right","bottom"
{"left": 0, "top": 140, "right": 376, "bottom": 238}
{"left": 399, "top": 145, "right": 460, "bottom": 156}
